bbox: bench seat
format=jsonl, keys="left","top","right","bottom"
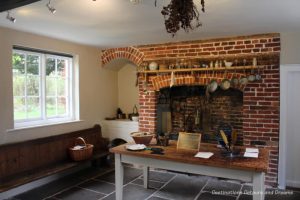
{"left": 0, "top": 125, "right": 109, "bottom": 193}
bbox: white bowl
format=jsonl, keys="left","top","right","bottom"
{"left": 132, "top": 116, "right": 139, "bottom": 121}
{"left": 224, "top": 61, "right": 233, "bottom": 67}
{"left": 149, "top": 62, "right": 158, "bottom": 70}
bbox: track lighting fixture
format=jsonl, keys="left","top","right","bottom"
{"left": 6, "top": 11, "right": 16, "bottom": 23}
{"left": 46, "top": 0, "right": 56, "bottom": 14}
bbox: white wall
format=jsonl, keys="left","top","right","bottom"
{"left": 0, "top": 27, "right": 118, "bottom": 144}
{"left": 281, "top": 32, "right": 300, "bottom": 64}
{"left": 117, "top": 63, "right": 139, "bottom": 114}
{"left": 279, "top": 33, "right": 300, "bottom": 187}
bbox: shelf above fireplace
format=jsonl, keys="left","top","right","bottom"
{"left": 138, "top": 65, "right": 262, "bottom": 74}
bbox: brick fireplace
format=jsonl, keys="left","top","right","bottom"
{"left": 102, "top": 33, "right": 280, "bottom": 186}
{"left": 156, "top": 86, "right": 244, "bottom": 145}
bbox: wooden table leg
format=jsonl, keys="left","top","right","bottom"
{"left": 143, "top": 166, "right": 149, "bottom": 188}
{"left": 115, "top": 153, "right": 124, "bottom": 200}
{"left": 252, "top": 172, "right": 265, "bottom": 200}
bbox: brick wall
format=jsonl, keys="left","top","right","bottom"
{"left": 102, "top": 33, "right": 280, "bottom": 186}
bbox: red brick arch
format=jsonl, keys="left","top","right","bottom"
{"left": 101, "top": 46, "right": 144, "bottom": 67}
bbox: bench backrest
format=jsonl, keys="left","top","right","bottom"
{"left": 0, "top": 124, "right": 108, "bottom": 182}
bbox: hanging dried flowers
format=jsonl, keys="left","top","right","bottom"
{"left": 161, "top": 0, "right": 205, "bottom": 37}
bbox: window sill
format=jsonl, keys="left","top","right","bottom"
{"left": 6, "top": 120, "right": 84, "bottom": 133}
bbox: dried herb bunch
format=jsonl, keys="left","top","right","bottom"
{"left": 161, "top": 0, "right": 205, "bottom": 37}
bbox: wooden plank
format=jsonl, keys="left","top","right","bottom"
{"left": 0, "top": 162, "right": 78, "bottom": 192}
{"left": 0, "top": 125, "right": 102, "bottom": 149}
{"left": 139, "top": 65, "right": 262, "bottom": 74}
{"left": 142, "top": 52, "right": 279, "bottom": 62}
{"left": 0, "top": 151, "right": 109, "bottom": 192}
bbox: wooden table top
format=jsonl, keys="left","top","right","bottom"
{"left": 110, "top": 141, "right": 269, "bottom": 173}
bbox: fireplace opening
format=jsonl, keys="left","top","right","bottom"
{"left": 156, "top": 85, "right": 244, "bottom": 145}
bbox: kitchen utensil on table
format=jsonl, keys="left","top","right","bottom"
{"left": 220, "top": 130, "right": 230, "bottom": 151}
{"left": 231, "top": 130, "right": 238, "bottom": 146}
{"left": 126, "top": 144, "right": 146, "bottom": 151}
{"left": 220, "top": 129, "right": 241, "bottom": 157}
{"left": 150, "top": 147, "right": 164, "bottom": 155}
{"left": 157, "top": 134, "right": 169, "bottom": 146}
{"left": 130, "top": 132, "right": 154, "bottom": 145}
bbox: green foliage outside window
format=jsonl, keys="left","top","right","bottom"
{"left": 13, "top": 51, "right": 69, "bottom": 122}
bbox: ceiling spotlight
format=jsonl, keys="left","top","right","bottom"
{"left": 47, "top": 0, "right": 56, "bottom": 14}
{"left": 6, "top": 11, "right": 16, "bottom": 23}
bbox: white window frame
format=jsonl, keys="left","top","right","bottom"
{"left": 13, "top": 49, "right": 76, "bottom": 128}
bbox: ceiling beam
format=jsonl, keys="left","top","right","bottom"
{"left": 0, "top": 0, "right": 41, "bottom": 12}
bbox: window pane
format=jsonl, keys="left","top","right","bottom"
{"left": 27, "top": 76, "right": 40, "bottom": 96}
{"left": 27, "top": 55, "right": 40, "bottom": 75}
{"left": 57, "top": 78, "right": 66, "bottom": 96}
{"left": 46, "top": 77, "right": 57, "bottom": 96}
{"left": 14, "top": 97, "right": 26, "bottom": 120}
{"left": 27, "top": 97, "right": 41, "bottom": 118}
{"left": 13, "top": 75, "right": 26, "bottom": 96}
{"left": 58, "top": 97, "right": 67, "bottom": 115}
{"left": 46, "top": 58, "right": 56, "bottom": 76}
{"left": 13, "top": 53, "right": 25, "bottom": 75}
{"left": 46, "top": 97, "right": 57, "bottom": 117}
{"left": 57, "top": 59, "right": 66, "bottom": 77}
{"left": 13, "top": 50, "right": 73, "bottom": 125}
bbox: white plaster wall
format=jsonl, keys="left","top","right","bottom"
{"left": 279, "top": 33, "right": 300, "bottom": 187}
{"left": 280, "top": 32, "right": 300, "bottom": 64}
{"left": 0, "top": 27, "right": 118, "bottom": 144}
{"left": 117, "top": 63, "right": 139, "bottom": 114}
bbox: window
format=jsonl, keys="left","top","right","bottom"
{"left": 12, "top": 48, "right": 75, "bottom": 127}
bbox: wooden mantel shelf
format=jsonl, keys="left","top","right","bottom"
{"left": 138, "top": 65, "right": 262, "bottom": 74}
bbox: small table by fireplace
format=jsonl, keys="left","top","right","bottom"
{"left": 110, "top": 142, "right": 269, "bottom": 200}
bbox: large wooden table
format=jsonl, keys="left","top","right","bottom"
{"left": 110, "top": 142, "right": 269, "bottom": 200}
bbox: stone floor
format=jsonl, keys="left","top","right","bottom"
{"left": 6, "top": 166, "right": 300, "bottom": 200}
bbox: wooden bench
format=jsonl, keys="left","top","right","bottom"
{"left": 0, "top": 124, "right": 109, "bottom": 193}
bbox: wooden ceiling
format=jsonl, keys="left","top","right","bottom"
{"left": 0, "top": 0, "right": 40, "bottom": 12}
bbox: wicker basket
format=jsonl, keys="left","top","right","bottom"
{"left": 69, "top": 137, "right": 94, "bottom": 161}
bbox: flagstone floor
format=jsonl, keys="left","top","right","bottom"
{"left": 6, "top": 166, "right": 300, "bottom": 200}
